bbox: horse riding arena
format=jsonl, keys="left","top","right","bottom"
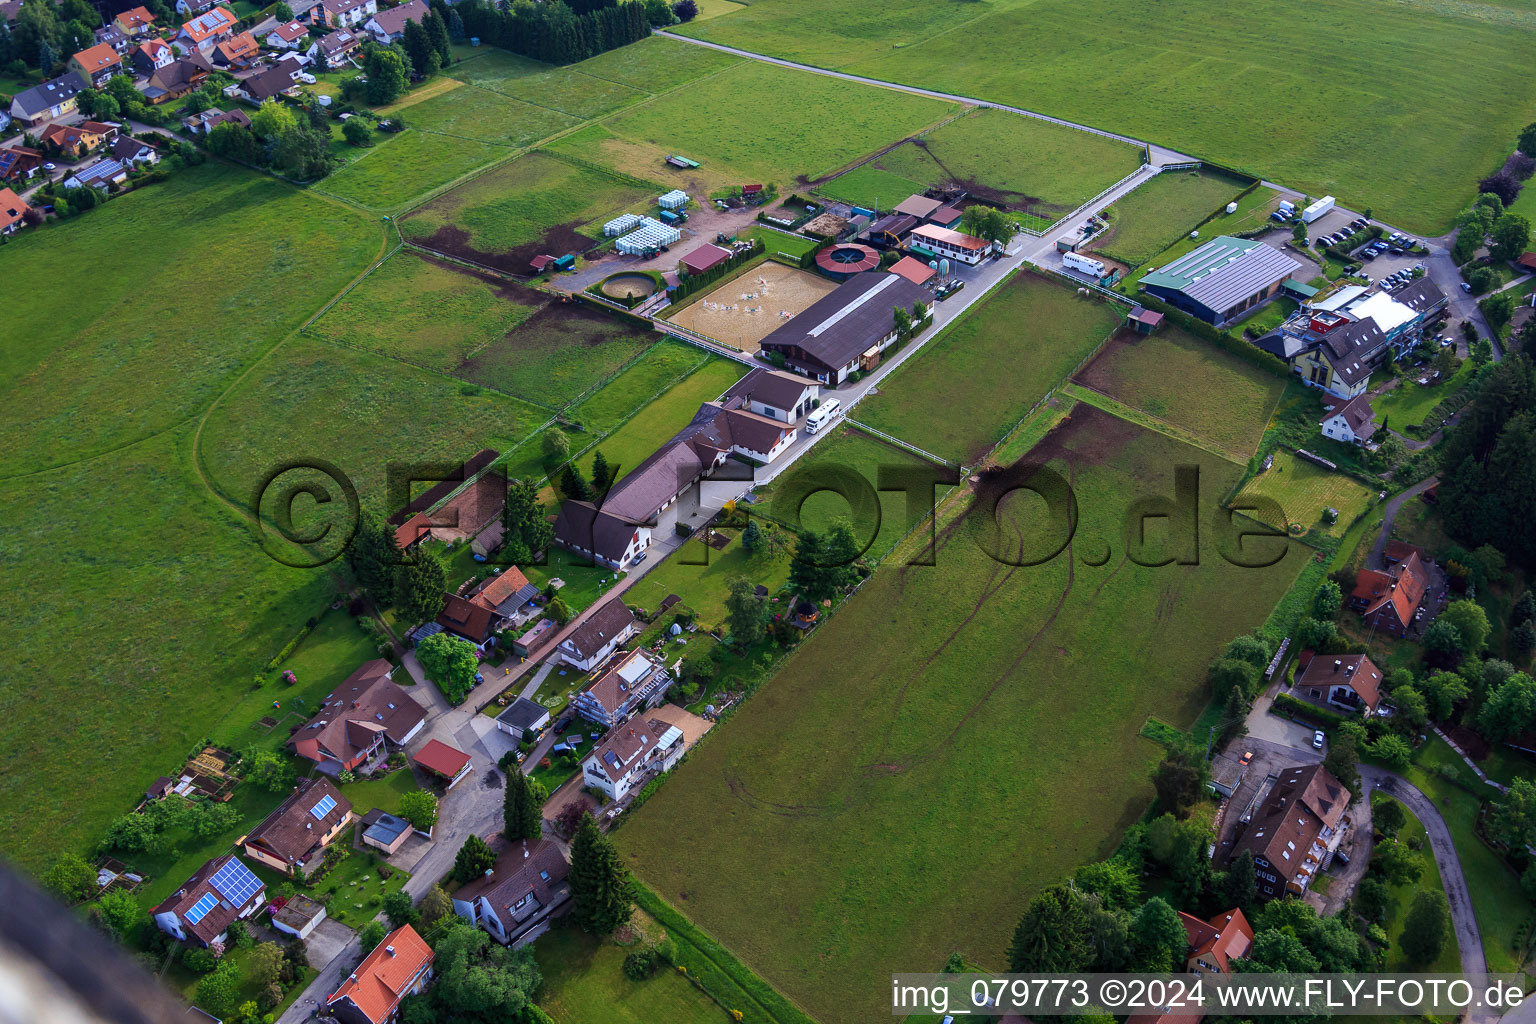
{"left": 663, "top": 261, "right": 837, "bottom": 352}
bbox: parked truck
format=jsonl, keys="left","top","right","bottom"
{"left": 1062, "top": 250, "right": 1107, "bottom": 278}
{"left": 1301, "top": 195, "right": 1336, "bottom": 224}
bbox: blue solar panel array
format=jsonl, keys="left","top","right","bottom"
{"left": 310, "top": 794, "right": 337, "bottom": 821}
{"left": 208, "top": 857, "right": 263, "bottom": 908}
{"left": 184, "top": 892, "right": 218, "bottom": 925}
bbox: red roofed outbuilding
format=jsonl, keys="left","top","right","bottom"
{"left": 680, "top": 242, "right": 731, "bottom": 275}
{"left": 411, "top": 738, "right": 472, "bottom": 787}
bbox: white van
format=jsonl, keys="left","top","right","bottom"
{"left": 804, "top": 399, "right": 841, "bottom": 435}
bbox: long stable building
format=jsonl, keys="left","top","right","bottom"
{"left": 758, "top": 272, "right": 929, "bottom": 384}
{"left": 1139, "top": 236, "right": 1303, "bottom": 326}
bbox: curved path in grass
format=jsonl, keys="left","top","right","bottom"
{"left": 1365, "top": 473, "right": 1439, "bottom": 571}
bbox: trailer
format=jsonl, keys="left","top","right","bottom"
{"left": 665, "top": 154, "right": 700, "bottom": 169}
{"left": 1062, "top": 250, "right": 1107, "bottom": 278}
{"left": 1301, "top": 195, "right": 1335, "bottom": 224}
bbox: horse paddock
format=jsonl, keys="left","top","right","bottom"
{"left": 663, "top": 261, "right": 839, "bottom": 352}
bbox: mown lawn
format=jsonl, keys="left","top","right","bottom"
{"left": 1091, "top": 169, "right": 1251, "bottom": 268}
{"left": 319, "top": 129, "right": 507, "bottom": 213}
{"left": 620, "top": 405, "right": 1305, "bottom": 1024}
{"left": 567, "top": 338, "right": 720, "bottom": 435}
{"left": 0, "top": 163, "right": 378, "bottom": 475}
{"left": 1370, "top": 360, "right": 1476, "bottom": 432}
{"left": 534, "top": 913, "right": 727, "bottom": 1024}
{"left": 1072, "top": 324, "right": 1286, "bottom": 461}
{"left": 564, "top": 34, "right": 744, "bottom": 93}
{"left": 1235, "top": 449, "right": 1378, "bottom": 540}
{"left": 308, "top": 250, "right": 544, "bottom": 371}
{"left": 857, "top": 271, "right": 1124, "bottom": 464}
{"left": 626, "top": 527, "right": 793, "bottom": 633}
{"left": 815, "top": 163, "right": 928, "bottom": 210}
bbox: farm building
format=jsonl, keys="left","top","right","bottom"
{"left": 603, "top": 212, "right": 643, "bottom": 237}
{"left": 888, "top": 255, "right": 937, "bottom": 286}
{"left": 868, "top": 213, "right": 918, "bottom": 248}
{"left": 665, "top": 154, "right": 699, "bottom": 169}
{"left": 907, "top": 223, "right": 989, "bottom": 266}
{"left": 615, "top": 217, "right": 681, "bottom": 255}
{"left": 680, "top": 242, "right": 731, "bottom": 275}
{"left": 814, "top": 242, "right": 881, "bottom": 279}
{"left": 721, "top": 368, "right": 820, "bottom": 423}
{"left": 1139, "top": 236, "right": 1302, "bottom": 326}
{"left": 758, "top": 272, "right": 930, "bottom": 384}
{"left": 894, "top": 194, "right": 942, "bottom": 219}
{"left": 1125, "top": 305, "right": 1164, "bottom": 334}
{"left": 658, "top": 189, "right": 689, "bottom": 210}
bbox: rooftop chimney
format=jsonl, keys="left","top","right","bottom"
{"left": 386, "top": 945, "right": 395, "bottom": 957}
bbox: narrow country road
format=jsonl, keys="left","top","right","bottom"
{"left": 1366, "top": 473, "right": 1439, "bottom": 571}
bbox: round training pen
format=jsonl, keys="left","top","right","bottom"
{"left": 814, "top": 243, "right": 881, "bottom": 277}
{"left": 598, "top": 272, "right": 658, "bottom": 302}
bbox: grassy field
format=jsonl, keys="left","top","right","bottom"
{"left": 823, "top": 107, "right": 1143, "bottom": 216}
{"left": 574, "top": 60, "right": 957, "bottom": 187}
{"left": 1370, "top": 360, "right": 1477, "bottom": 432}
{"left": 1369, "top": 795, "right": 1461, "bottom": 973}
{"left": 389, "top": 80, "right": 582, "bottom": 147}
{"left": 568, "top": 338, "right": 722, "bottom": 434}
{"left": 754, "top": 424, "right": 943, "bottom": 563}
{"left": 815, "top": 163, "right": 928, "bottom": 210}
{"left": 199, "top": 337, "right": 551, "bottom": 512}
{"left": 447, "top": 49, "right": 649, "bottom": 119}
{"left": 309, "top": 250, "right": 543, "bottom": 370}
{"left": 620, "top": 404, "right": 1305, "bottom": 1024}
{"left": 574, "top": 357, "right": 747, "bottom": 482}
{"left": 1234, "top": 449, "right": 1378, "bottom": 540}
{"left": 0, "top": 165, "right": 378, "bottom": 475}
{"left": 1072, "top": 324, "right": 1287, "bottom": 461}
{"left": 857, "top": 271, "right": 1124, "bottom": 464}
{"left": 1090, "top": 169, "right": 1251, "bottom": 268}
{"left": 563, "top": 34, "right": 744, "bottom": 93}
{"left": 533, "top": 915, "right": 727, "bottom": 1024}
{"left": 319, "top": 129, "right": 507, "bottom": 213}
{"left": 1121, "top": 186, "right": 1291, "bottom": 290}
{"left": 401, "top": 150, "right": 656, "bottom": 274}
{"left": 674, "top": 0, "right": 1536, "bottom": 232}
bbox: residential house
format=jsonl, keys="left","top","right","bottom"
{"left": 309, "top": 0, "right": 376, "bottom": 28}
{"left": 327, "top": 924, "right": 434, "bottom": 1024}
{"left": 1320, "top": 393, "right": 1377, "bottom": 445}
{"left": 554, "top": 598, "right": 638, "bottom": 671}
{"left": 580, "top": 715, "right": 685, "bottom": 801}
{"left": 240, "top": 777, "right": 353, "bottom": 877}
{"left": 114, "top": 6, "right": 157, "bottom": 37}
{"left": 0, "top": 146, "right": 44, "bottom": 183}
{"left": 569, "top": 647, "right": 673, "bottom": 727}
{"left": 1231, "top": 763, "right": 1350, "bottom": 898}
{"left": 0, "top": 187, "right": 33, "bottom": 234}
{"left": 463, "top": 565, "right": 541, "bottom": 627}
{"left": 64, "top": 158, "right": 128, "bottom": 189}
{"left": 212, "top": 31, "right": 259, "bottom": 66}
{"left": 1179, "top": 907, "right": 1254, "bottom": 974}
{"left": 907, "top": 222, "right": 990, "bottom": 266}
{"left": 266, "top": 18, "right": 310, "bottom": 48}
{"left": 40, "top": 120, "right": 115, "bottom": 158}
{"left": 1350, "top": 549, "right": 1429, "bottom": 638}
{"left": 451, "top": 837, "right": 571, "bottom": 948}
{"left": 1262, "top": 311, "right": 1386, "bottom": 399}
{"left": 239, "top": 58, "right": 304, "bottom": 102}
{"left": 0, "top": 108, "right": 9, "bottom": 132}
{"left": 130, "top": 37, "right": 175, "bottom": 75}
{"left": 1293, "top": 652, "right": 1385, "bottom": 716}
{"left": 181, "top": 106, "right": 250, "bottom": 134}
{"left": 176, "top": 7, "right": 239, "bottom": 52}
{"left": 394, "top": 511, "right": 431, "bottom": 553}
{"left": 362, "top": 0, "right": 427, "bottom": 43}
{"left": 69, "top": 43, "right": 124, "bottom": 87}
{"left": 493, "top": 696, "right": 550, "bottom": 741}
{"left": 143, "top": 53, "right": 213, "bottom": 104}
{"left": 759, "top": 271, "right": 930, "bottom": 384}
{"left": 9, "top": 75, "right": 84, "bottom": 127}
{"left": 308, "top": 27, "right": 362, "bottom": 65}
{"left": 289, "top": 659, "right": 427, "bottom": 775}
{"left": 175, "top": 0, "right": 216, "bottom": 14}
{"left": 435, "top": 592, "right": 504, "bottom": 649}
{"left": 1140, "top": 236, "right": 1305, "bottom": 326}
{"left": 0, "top": 0, "right": 23, "bottom": 22}
{"left": 151, "top": 855, "right": 267, "bottom": 947}
{"left": 93, "top": 25, "right": 132, "bottom": 54}
{"left": 720, "top": 367, "right": 820, "bottom": 424}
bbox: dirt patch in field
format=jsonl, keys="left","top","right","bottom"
{"left": 412, "top": 220, "right": 597, "bottom": 277}
{"left": 426, "top": 251, "right": 548, "bottom": 305}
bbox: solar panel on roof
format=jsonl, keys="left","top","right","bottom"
{"left": 310, "top": 794, "right": 336, "bottom": 820}
{"left": 184, "top": 892, "right": 218, "bottom": 925}
{"left": 208, "top": 857, "right": 262, "bottom": 907}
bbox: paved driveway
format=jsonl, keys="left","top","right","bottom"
{"left": 278, "top": 918, "right": 360, "bottom": 1024}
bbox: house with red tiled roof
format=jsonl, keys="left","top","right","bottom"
{"left": 425, "top": 471, "right": 505, "bottom": 544}
{"left": 211, "top": 30, "right": 259, "bottom": 66}
{"left": 67, "top": 42, "right": 123, "bottom": 87}
{"left": 0, "top": 186, "right": 34, "bottom": 234}
{"left": 1294, "top": 652, "right": 1384, "bottom": 716}
{"left": 327, "top": 924, "right": 434, "bottom": 1024}
{"left": 114, "top": 6, "right": 156, "bottom": 36}
{"left": 130, "top": 37, "right": 175, "bottom": 74}
{"left": 39, "top": 120, "right": 115, "bottom": 158}
{"left": 1179, "top": 907, "right": 1253, "bottom": 973}
{"left": 289, "top": 660, "right": 426, "bottom": 775}
{"left": 1350, "top": 550, "right": 1428, "bottom": 637}
{"left": 176, "top": 6, "right": 238, "bottom": 51}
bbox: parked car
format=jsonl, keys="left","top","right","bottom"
{"left": 1461, "top": 281, "right": 1473, "bottom": 293}
{"left": 1313, "top": 730, "right": 1326, "bottom": 749}
{"left": 1239, "top": 750, "right": 1255, "bottom": 766}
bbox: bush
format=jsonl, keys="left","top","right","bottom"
{"left": 623, "top": 947, "right": 661, "bottom": 980}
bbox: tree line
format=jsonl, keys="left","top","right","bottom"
{"left": 453, "top": 0, "right": 651, "bottom": 66}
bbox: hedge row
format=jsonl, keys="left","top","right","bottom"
{"left": 634, "top": 882, "right": 819, "bottom": 1024}
{"left": 1272, "top": 691, "right": 1356, "bottom": 730}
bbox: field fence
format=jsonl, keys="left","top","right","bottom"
{"left": 651, "top": 320, "right": 757, "bottom": 365}
{"left": 843, "top": 418, "right": 957, "bottom": 468}
{"left": 1161, "top": 160, "right": 1204, "bottom": 172}
{"left": 1076, "top": 163, "right": 1159, "bottom": 220}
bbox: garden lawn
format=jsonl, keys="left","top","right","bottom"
{"left": 1370, "top": 360, "right": 1477, "bottom": 432}
{"left": 198, "top": 337, "right": 550, "bottom": 515}
{"left": 400, "top": 150, "right": 655, "bottom": 275}
{"left": 857, "top": 270, "right": 1124, "bottom": 464}
{"left": 319, "top": 129, "right": 506, "bottom": 213}
{"left": 1090, "top": 169, "right": 1251, "bottom": 268}
{"left": 590, "top": 61, "right": 958, "bottom": 187}
{"left": 1369, "top": 795, "right": 1461, "bottom": 973}
{"left": 620, "top": 404, "right": 1306, "bottom": 1024}
{"left": 0, "top": 163, "right": 378, "bottom": 474}
{"left": 308, "top": 250, "right": 543, "bottom": 371}
{"left": 388, "top": 81, "right": 581, "bottom": 147}
{"left": 1071, "top": 324, "right": 1287, "bottom": 461}
{"left": 521, "top": 551, "right": 623, "bottom": 615}
{"left": 533, "top": 914, "right": 727, "bottom": 1024}
{"left": 1234, "top": 449, "right": 1377, "bottom": 540}
{"left": 839, "top": 107, "right": 1144, "bottom": 216}
{"left": 678, "top": 0, "right": 1536, "bottom": 232}
{"left": 626, "top": 528, "right": 792, "bottom": 634}
{"left": 446, "top": 49, "right": 648, "bottom": 119}
{"left": 754, "top": 424, "right": 946, "bottom": 563}
{"left": 573, "top": 357, "right": 747, "bottom": 483}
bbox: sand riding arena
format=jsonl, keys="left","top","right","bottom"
{"left": 663, "top": 261, "right": 839, "bottom": 352}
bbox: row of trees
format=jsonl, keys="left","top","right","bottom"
{"left": 453, "top": 0, "right": 651, "bottom": 66}
{"left": 1439, "top": 355, "right": 1536, "bottom": 568}
{"left": 208, "top": 98, "right": 340, "bottom": 182}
